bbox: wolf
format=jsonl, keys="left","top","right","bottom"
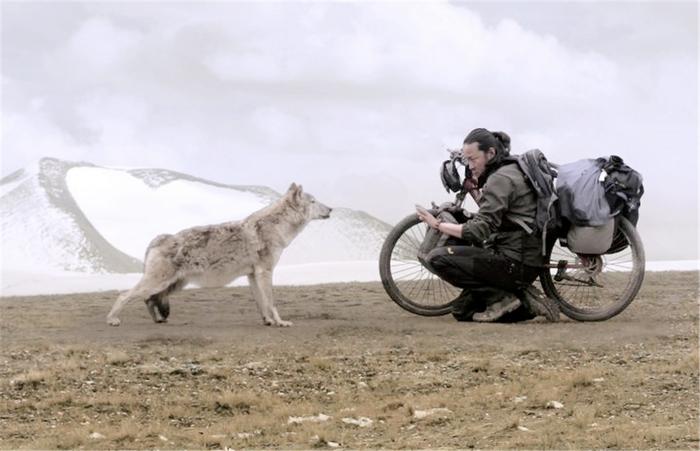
{"left": 106, "top": 183, "right": 331, "bottom": 327}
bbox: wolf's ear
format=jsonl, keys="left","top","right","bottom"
{"left": 294, "top": 184, "right": 304, "bottom": 202}
{"left": 288, "top": 183, "right": 302, "bottom": 203}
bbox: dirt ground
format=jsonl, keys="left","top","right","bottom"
{"left": 1, "top": 271, "right": 698, "bottom": 449}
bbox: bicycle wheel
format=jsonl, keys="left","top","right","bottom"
{"left": 379, "top": 214, "right": 460, "bottom": 316}
{"left": 540, "top": 216, "right": 645, "bottom": 321}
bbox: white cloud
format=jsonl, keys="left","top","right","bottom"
{"left": 191, "top": 2, "right": 617, "bottom": 109}
{"left": 1, "top": 2, "right": 696, "bottom": 259}
{"left": 65, "top": 16, "right": 142, "bottom": 71}
{"left": 75, "top": 93, "right": 149, "bottom": 143}
{"left": 2, "top": 109, "right": 84, "bottom": 172}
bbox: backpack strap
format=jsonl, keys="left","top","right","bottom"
{"left": 504, "top": 213, "right": 534, "bottom": 234}
{"left": 542, "top": 194, "right": 558, "bottom": 255}
{"left": 513, "top": 149, "right": 559, "bottom": 255}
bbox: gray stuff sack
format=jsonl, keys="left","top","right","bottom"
{"left": 566, "top": 220, "right": 615, "bottom": 254}
{"left": 556, "top": 159, "right": 613, "bottom": 226}
{"left": 417, "top": 210, "right": 458, "bottom": 274}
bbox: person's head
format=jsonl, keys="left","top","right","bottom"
{"left": 461, "top": 128, "right": 511, "bottom": 181}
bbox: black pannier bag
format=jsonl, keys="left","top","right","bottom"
{"left": 601, "top": 155, "right": 644, "bottom": 253}
{"left": 601, "top": 155, "right": 644, "bottom": 225}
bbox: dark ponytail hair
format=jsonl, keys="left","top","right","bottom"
{"left": 463, "top": 128, "right": 511, "bottom": 157}
{"left": 491, "top": 131, "right": 511, "bottom": 155}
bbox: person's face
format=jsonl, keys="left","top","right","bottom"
{"left": 462, "top": 142, "right": 496, "bottom": 180}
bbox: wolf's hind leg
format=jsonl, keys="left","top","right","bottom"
{"left": 107, "top": 284, "right": 147, "bottom": 326}
{"left": 107, "top": 276, "right": 177, "bottom": 326}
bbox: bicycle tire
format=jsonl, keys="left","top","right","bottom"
{"left": 379, "top": 214, "right": 459, "bottom": 316}
{"left": 540, "top": 216, "right": 645, "bottom": 321}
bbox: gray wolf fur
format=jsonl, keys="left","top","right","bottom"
{"left": 106, "top": 183, "right": 331, "bottom": 327}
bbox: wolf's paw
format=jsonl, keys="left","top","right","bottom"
{"left": 263, "top": 317, "right": 274, "bottom": 326}
{"left": 107, "top": 317, "right": 121, "bottom": 326}
{"left": 156, "top": 318, "right": 168, "bottom": 323}
{"left": 275, "top": 320, "right": 293, "bottom": 327}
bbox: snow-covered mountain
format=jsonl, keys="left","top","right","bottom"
{"left": 1, "top": 158, "right": 393, "bottom": 274}
{"left": 1, "top": 159, "right": 142, "bottom": 273}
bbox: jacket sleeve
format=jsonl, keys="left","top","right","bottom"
{"left": 461, "top": 172, "right": 514, "bottom": 244}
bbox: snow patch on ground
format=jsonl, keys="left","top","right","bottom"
{"left": 1, "top": 260, "right": 696, "bottom": 297}
{"left": 0, "top": 261, "right": 381, "bottom": 297}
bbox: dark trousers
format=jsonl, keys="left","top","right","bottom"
{"left": 426, "top": 243, "right": 539, "bottom": 306}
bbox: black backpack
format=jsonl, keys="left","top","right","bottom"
{"left": 505, "top": 149, "right": 560, "bottom": 255}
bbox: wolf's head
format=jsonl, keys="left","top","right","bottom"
{"left": 287, "top": 183, "right": 332, "bottom": 221}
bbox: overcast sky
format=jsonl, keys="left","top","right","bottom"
{"left": 1, "top": 1, "right": 698, "bottom": 260}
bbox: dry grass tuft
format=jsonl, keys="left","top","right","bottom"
{"left": 10, "top": 369, "right": 50, "bottom": 389}
{"left": 571, "top": 404, "right": 597, "bottom": 429}
{"left": 105, "top": 349, "right": 131, "bottom": 365}
{"left": 202, "top": 391, "right": 279, "bottom": 415}
{"left": 564, "top": 367, "right": 602, "bottom": 390}
{"left": 36, "top": 393, "right": 74, "bottom": 409}
{"left": 308, "top": 356, "right": 333, "bottom": 372}
{"left": 668, "top": 350, "right": 699, "bottom": 376}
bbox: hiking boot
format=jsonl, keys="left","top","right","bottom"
{"left": 472, "top": 294, "right": 521, "bottom": 322}
{"left": 520, "top": 285, "right": 560, "bottom": 322}
{"left": 498, "top": 305, "right": 537, "bottom": 323}
{"left": 451, "top": 290, "right": 478, "bottom": 322}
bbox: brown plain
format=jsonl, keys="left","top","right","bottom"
{"left": 1, "top": 271, "right": 698, "bottom": 449}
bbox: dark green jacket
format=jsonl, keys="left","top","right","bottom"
{"left": 460, "top": 163, "right": 544, "bottom": 266}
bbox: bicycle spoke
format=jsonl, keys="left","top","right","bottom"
{"left": 393, "top": 267, "right": 424, "bottom": 281}
{"left": 543, "top": 219, "right": 643, "bottom": 318}
{"left": 383, "top": 216, "right": 475, "bottom": 314}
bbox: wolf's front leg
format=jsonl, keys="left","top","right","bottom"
{"left": 145, "top": 295, "right": 168, "bottom": 323}
{"left": 248, "top": 270, "right": 292, "bottom": 327}
{"left": 260, "top": 269, "right": 292, "bottom": 327}
{"left": 247, "top": 273, "right": 274, "bottom": 325}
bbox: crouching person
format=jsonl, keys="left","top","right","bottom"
{"left": 417, "top": 128, "right": 559, "bottom": 322}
